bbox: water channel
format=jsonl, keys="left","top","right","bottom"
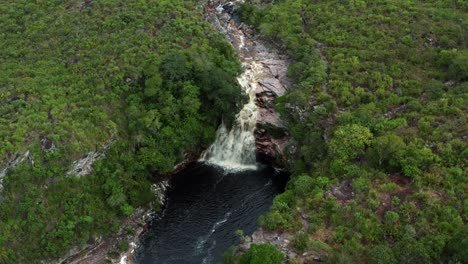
{"left": 135, "top": 1, "right": 289, "bottom": 262}
{"left": 135, "top": 163, "right": 287, "bottom": 263}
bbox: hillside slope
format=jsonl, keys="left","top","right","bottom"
{"left": 234, "top": 0, "right": 467, "bottom": 263}
{"left": 0, "top": 0, "right": 243, "bottom": 262}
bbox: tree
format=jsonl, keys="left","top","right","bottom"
{"left": 443, "top": 227, "right": 468, "bottom": 262}
{"left": 369, "top": 244, "right": 397, "bottom": 264}
{"left": 400, "top": 145, "right": 439, "bottom": 178}
{"left": 368, "top": 134, "right": 405, "bottom": 170}
{"left": 239, "top": 244, "right": 284, "bottom": 264}
{"left": 328, "top": 124, "right": 373, "bottom": 161}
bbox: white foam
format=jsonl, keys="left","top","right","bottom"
{"left": 201, "top": 62, "right": 265, "bottom": 171}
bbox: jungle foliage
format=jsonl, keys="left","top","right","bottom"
{"left": 0, "top": 0, "right": 242, "bottom": 262}
{"left": 239, "top": 0, "right": 467, "bottom": 263}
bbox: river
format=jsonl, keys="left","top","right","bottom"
{"left": 134, "top": 163, "right": 287, "bottom": 263}
{"left": 134, "top": 1, "right": 289, "bottom": 263}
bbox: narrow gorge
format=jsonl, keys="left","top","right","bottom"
{"left": 203, "top": 0, "right": 290, "bottom": 167}
{"left": 133, "top": 1, "right": 290, "bottom": 263}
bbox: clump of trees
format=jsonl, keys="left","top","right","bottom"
{"left": 224, "top": 244, "right": 284, "bottom": 264}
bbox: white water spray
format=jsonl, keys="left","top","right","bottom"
{"left": 201, "top": 62, "right": 263, "bottom": 170}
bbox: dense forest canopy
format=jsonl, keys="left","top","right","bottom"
{"left": 231, "top": 0, "right": 467, "bottom": 263}
{"left": 0, "top": 0, "right": 466, "bottom": 263}
{"left": 0, "top": 0, "right": 242, "bottom": 262}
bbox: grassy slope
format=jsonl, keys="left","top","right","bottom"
{"left": 237, "top": 0, "right": 467, "bottom": 263}
{"left": 0, "top": 0, "right": 242, "bottom": 262}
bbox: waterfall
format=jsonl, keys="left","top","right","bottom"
{"left": 201, "top": 62, "right": 262, "bottom": 170}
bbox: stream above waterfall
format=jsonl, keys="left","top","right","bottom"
{"left": 134, "top": 1, "right": 290, "bottom": 263}
{"left": 135, "top": 163, "right": 288, "bottom": 264}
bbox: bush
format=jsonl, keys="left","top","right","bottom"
{"left": 223, "top": 246, "right": 239, "bottom": 264}
{"left": 368, "top": 134, "right": 405, "bottom": 171}
{"left": 292, "top": 175, "right": 314, "bottom": 197}
{"left": 379, "top": 183, "right": 399, "bottom": 193}
{"left": 310, "top": 240, "right": 332, "bottom": 253}
{"left": 239, "top": 244, "right": 284, "bottom": 264}
{"left": 328, "top": 124, "right": 373, "bottom": 162}
{"left": 118, "top": 239, "right": 128, "bottom": 252}
{"left": 394, "top": 235, "right": 430, "bottom": 263}
{"left": 291, "top": 232, "right": 310, "bottom": 252}
{"left": 353, "top": 177, "right": 371, "bottom": 193}
{"left": 385, "top": 211, "right": 400, "bottom": 224}
{"left": 443, "top": 227, "right": 468, "bottom": 262}
{"left": 259, "top": 210, "right": 287, "bottom": 230}
{"left": 369, "top": 244, "right": 397, "bottom": 264}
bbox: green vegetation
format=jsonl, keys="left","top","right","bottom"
{"left": 1, "top": 0, "right": 467, "bottom": 262}
{"left": 239, "top": 0, "right": 467, "bottom": 263}
{"left": 224, "top": 244, "right": 284, "bottom": 264}
{"left": 0, "top": 0, "right": 242, "bottom": 262}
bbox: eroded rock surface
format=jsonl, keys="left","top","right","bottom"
{"left": 67, "top": 138, "right": 114, "bottom": 177}
{"left": 205, "top": 0, "right": 290, "bottom": 164}
{"left": 325, "top": 180, "right": 354, "bottom": 201}
{"left": 240, "top": 228, "right": 325, "bottom": 263}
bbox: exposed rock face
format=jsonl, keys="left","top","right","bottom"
{"left": 240, "top": 228, "right": 325, "bottom": 263}
{"left": 67, "top": 151, "right": 105, "bottom": 177}
{"left": 324, "top": 180, "right": 354, "bottom": 201}
{"left": 66, "top": 138, "right": 114, "bottom": 177}
{"left": 151, "top": 180, "right": 170, "bottom": 205}
{"left": 0, "top": 150, "right": 34, "bottom": 201}
{"left": 205, "top": 0, "right": 290, "bottom": 164}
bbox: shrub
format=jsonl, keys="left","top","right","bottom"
{"left": 291, "top": 232, "right": 310, "bottom": 252}
{"left": 292, "top": 175, "right": 314, "bottom": 197}
{"left": 385, "top": 211, "right": 400, "bottom": 224}
{"left": 369, "top": 244, "right": 397, "bottom": 264}
{"left": 310, "top": 240, "right": 332, "bottom": 253}
{"left": 379, "top": 183, "right": 399, "bottom": 193}
{"left": 239, "top": 244, "right": 284, "bottom": 264}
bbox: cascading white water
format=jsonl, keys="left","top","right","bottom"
{"left": 201, "top": 62, "right": 262, "bottom": 170}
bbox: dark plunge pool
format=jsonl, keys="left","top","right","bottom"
{"left": 134, "top": 162, "right": 288, "bottom": 264}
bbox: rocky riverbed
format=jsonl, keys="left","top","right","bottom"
{"left": 205, "top": 0, "right": 290, "bottom": 165}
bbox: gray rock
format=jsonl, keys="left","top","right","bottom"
{"left": 66, "top": 138, "right": 114, "bottom": 177}
{"left": 151, "top": 180, "right": 170, "bottom": 206}
{"left": 67, "top": 151, "right": 104, "bottom": 177}
{"left": 325, "top": 180, "right": 354, "bottom": 200}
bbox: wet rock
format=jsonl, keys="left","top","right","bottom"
{"left": 239, "top": 242, "right": 250, "bottom": 252}
{"left": 257, "top": 78, "right": 284, "bottom": 95}
{"left": 205, "top": 0, "right": 291, "bottom": 165}
{"left": 222, "top": 2, "right": 235, "bottom": 14}
{"left": 220, "top": 13, "right": 231, "bottom": 22}
{"left": 151, "top": 180, "right": 170, "bottom": 205}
